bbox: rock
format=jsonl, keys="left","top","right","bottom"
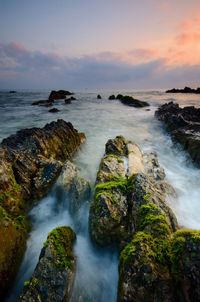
{"left": 49, "top": 108, "right": 60, "bottom": 113}
{"left": 108, "top": 95, "right": 116, "bottom": 100}
{"left": 32, "top": 100, "right": 53, "bottom": 106}
{"left": 48, "top": 90, "right": 73, "bottom": 101}
{"left": 57, "top": 160, "right": 91, "bottom": 213}
{"left": 116, "top": 94, "right": 123, "bottom": 100}
{"left": 89, "top": 136, "right": 177, "bottom": 248}
{"left": 0, "top": 120, "right": 85, "bottom": 298}
{"left": 97, "top": 94, "right": 102, "bottom": 99}
{"left": 166, "top": 87, "right": 200, "bottom": 94}
{"left": 155, "top": 102, "right": 200, "bottom": 166}
{"left": 171, "top": 229, "right": 200, "bottom": 302}
{"left": 0, "top": 206, "right": 27, "bottom": 301}
{"left": 64, "top": 99, "right": 71, "bottom": 104}
{"left": 19, "top": 226, "right": 76, "bottom": 302}
{"left": 9, "top": 91, "right": 17, "bottom": 93}
{"left": 120, "top": 95, "right": 150, "bottom": 107}
{"left": 69, "top": 96, "right": 76, "bottom": 101}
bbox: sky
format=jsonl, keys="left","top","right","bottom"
{"left": 0, "top": 0, "right": 200, "bottom": 90}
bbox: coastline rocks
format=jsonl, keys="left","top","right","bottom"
{"left": 166, "top": 87, "right": 200, "bottom": 94}
{"left": 19, "top": 226, "right": 76, "bottom": 302}
{"left": 155, "top": 102, "right": 200, "bottom": 165}
{"left": 48, "top": 90, "right": 73, "bottom": 101}
{"left": 97, "top": 94, "right": 102, "bottom": 99}
{"left": 89, "top": 136, "right": 177, "bottom": 248}
{"left": 0, "top": 120, "right": 85, "bottom": 298}
{"left": 57, "top": 160, "right": 91, "bottom": 213}
{"left": 120, "top": 95, "right": 150, "bottom": 107}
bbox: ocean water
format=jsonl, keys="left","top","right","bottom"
{"left": 1, "top": 90, "right": 200, "bottom": 301}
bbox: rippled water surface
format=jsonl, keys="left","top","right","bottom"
{"left": 1, "top": 90, "right": 200, "bottom": 301}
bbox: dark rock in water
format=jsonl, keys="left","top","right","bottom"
{"left": 19, "top": 226, "right": 76, "bottom": 302}
{"left": 120, "top": 95, "right": 150, "bottom": 107}
{"left": 166, "top": 86, "right": 200, "bottom": 94}
{"left": 64, "top": 99, "right": 71, "bottom": 104}
{"left": 9, "top": 91, "right": 17, "bottom": 93}
{"left": 49, "top": 108, "right": 60, "bottom": 113}
{"left": 155, "top": 102, "right": 200, "bottom": 166}
{"left": 0, "top": 120, "right": 85, "bottom": 299}
{"left": 48, "top": 90, "right": 74, "bottom": 101}
{"left": 57, "top": 160, "right": 91, "bottom": 213}
{"left": 97, "top": 94, "right": 102, "bottom": 99}
{"left": 69, "top": 96, "right": 76, "bottom": 101}
{"left": 108, "top": 95, "right": 116, "bottom": 100}
{"left": 116, "top": 94, "right": 123, "bottom": 100}
{"left": 32, "top": 100, "right": 53, "bottom": 106}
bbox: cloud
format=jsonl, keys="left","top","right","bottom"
{"left": 0, "top": 42, "right": 200, "bottom": 89}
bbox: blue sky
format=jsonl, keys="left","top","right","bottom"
{"left": 1, "top": 0, "right": 200, "bottom": 89}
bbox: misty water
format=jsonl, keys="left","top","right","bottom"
{"left": 1, "top": 90, "right": 200, "bottom": 301}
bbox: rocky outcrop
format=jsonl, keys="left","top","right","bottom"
{"left": 108, "top": 95, "right": 115, "bottom": 100}
{"left": 155, "top": 102, "right": 200, "bottom": 166}
{"left": 120, "top": 95, "right": 150, "bottom": 107}
{"left": 57, "top": 160, "right": 91, "bottom": 213}
{"left": 0, "top": 120, "right": 85, "bottom": 299}
{"left": 166, "top": 87, "right": 200, "bottom": 94}
{"left": 32, "top": 100, "right": 53, "bottom": 106}
{"left": 89, "top": 135, "right": 200, "bottom": 301}
{"left": 48, "top": 90, "right": 74, "bottom": 101}
{"left": 89, "top": 136, "right": 177, "bottom": 247}
{"left": 97, "top": 94, "right": 102, "bottom": 99}
{"left": 19, "top": 226, "right": 76, "bottom": 302}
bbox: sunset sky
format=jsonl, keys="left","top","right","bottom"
{"left": 0, "top": 0, "right": 200, "bottom": 90}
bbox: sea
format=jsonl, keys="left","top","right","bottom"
{"left": 0, "top": 89, "right": 200, "bottom": 302}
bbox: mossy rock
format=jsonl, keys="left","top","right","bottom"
{"left": 19, "top": 226, "right": 76, "bottom": 302}
{"left": 0, "top": 206, "right": 27, "bottom": 300}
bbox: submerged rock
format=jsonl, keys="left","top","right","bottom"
{"left": 97, "top": 94, "right": 102, "bottom": 99}
{"left": 57, "top": 160, "right": 91, "bottom": 213}
{"left": 155, "top": 102, "right": 200, "bottom": 166}
{"left": 19, "top": 226, "right": 76, "bottom": 302}
{"left": 0, "top": 119, "right": 85, "bottom": 299}
{"left": 32, "top": 100, "right": 53, "bottom": 106}
{"left": 49, "top": 107, "right": 60, "bottom": 113}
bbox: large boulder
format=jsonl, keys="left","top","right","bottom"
{"left": 0, "top": 119, "right": 85, "bottom": 299}
{"left": 48, "top": 90, "right": 74, "bottom": 101}
{"left": 120, "top": 95, "right": 150, "bottom": 107}
{"left": 19, "top": 226, "right": 76, "bottom": 302}
{"left": 155, "top": 102, "right": 200, "bottom": 166}
{"left": 89, "top": 136, "right": 177, "bottom": 248}
{"left": 57, "top": 160, "right": 91, "bottom": 213}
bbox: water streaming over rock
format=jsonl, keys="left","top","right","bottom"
{"left": 1, "top": 90, "right": 200, "bottom": 301}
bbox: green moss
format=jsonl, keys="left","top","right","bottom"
{"left": 137, "top": 202, "right": 171, "bottom": 237}
{"left": 24, "top": 280, "right": 30, "bottom": 287}
{"left": 95, "top": 177, "right": 128, "bottom": 195}
{"left": 95, "top": 190, "right": 118, "bottom": 205}
{"left": 103, "top": 154, "right": 124, "bottom": 164}
{"left": 44, "top": 226, "right": 76, "bottom": 269}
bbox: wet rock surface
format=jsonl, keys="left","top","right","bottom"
{"left": 89, "top": 135, "right": 200, "bottom": 302}
{"left": 155, "top": 102, "right": 200, "bottom": 165}
{"left": 0, "top": 119, "right": 85, "bottom": 299}
{"left": 48, "top": 90, "right": 74, "bottom": 101}
{"left": 57, "top": 160, "right": 91, "bottom": 213}
{"left": 89, "top": 136, "right": 177, "bottom": 248}
{"left": 19, "top": 226, "right": 76, "bottom": 302}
